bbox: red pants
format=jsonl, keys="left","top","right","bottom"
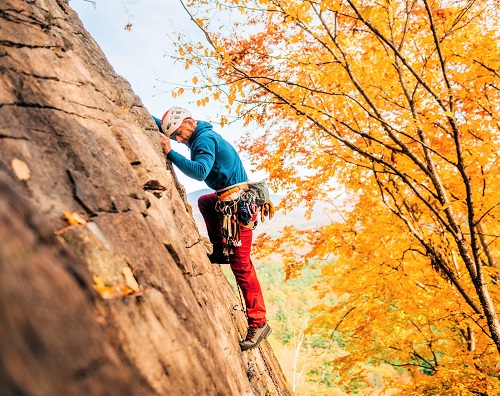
{"left": 198, "top": 193, "right": 267, "bottom": 327}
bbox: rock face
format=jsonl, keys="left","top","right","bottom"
{"left": 0, "top": 0, "right": 292, "bottom": 395}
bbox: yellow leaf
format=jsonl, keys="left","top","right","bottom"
{"left": 193, "top": 76, "right": 199, "bottom": 85}
{"left": 331, "top": 2, "right": 341, "bottom": 12}
{"left": 360, "top": 6, "right": 373, "bottom": 20}
{"left": 444, "top": 111, "right": 454, "bottom": 117}
{"left": 93, "top": 275, "right": 105, "bottom": 289}
{"left": 93, "top": 275, "right": 117, "bottom": 299}
{"left": 12, "top": 158, "right": 30, "bottom": 180}
{"left": 64, "top": 210, "right": 87, "bottom": 226}
{"left": 118, "top": 284, "right": 135, "bottom": 296}
{"left": 122, "top": 267, "right": 140, "bottom": 292}
{"left": 93, "top": 274, "right": 136, "bottom": 299}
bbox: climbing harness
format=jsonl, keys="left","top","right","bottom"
{"left": 216, "top": 181, "right": 249, "bottom": 201}
{"left": 215, "top": 180, "right": 275, "bottom": 255}
{"left": 216, "top": 183, "right": 258, "bottom": 255}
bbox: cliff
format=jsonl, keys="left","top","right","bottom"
{"left": 0, "top": 0, "right": 292, "bottom": 394}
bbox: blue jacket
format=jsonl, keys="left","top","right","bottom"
{"left": 154, "top": 117, "right": 248, "bottom": 191}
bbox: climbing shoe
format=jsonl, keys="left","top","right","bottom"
{"left": 208, "top": 251, "right": 230, "bottom": 264}
{"left": 240, "top": 322, "right": 272, "bottom": 351}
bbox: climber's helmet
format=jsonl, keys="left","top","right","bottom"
{"left": 161, "top": 107, "right": 192, "bottom": 138}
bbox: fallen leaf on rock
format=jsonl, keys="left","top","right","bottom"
{"left": 64, "top": 210, "right": 87, "bottom": 225}
{"left": 122, "top": 267, "right": 140, "bottom": 292}
{"left": 93, "top": 275, "right": 117, "bottom": 299}
{"left": 12, "top": 158, "right": 31, "bottom": 180}
{"left": 93, "top": 274, "right": 138, "bottom": 300}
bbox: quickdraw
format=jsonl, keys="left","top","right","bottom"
{"left": 215, "top": 187, "right": 260, "bottom": 255}
{"left": 215, "top": 199, "right": 240, "bottom": 254}
{"left": 215, "top": 181, "right": 275, "bottom": 256}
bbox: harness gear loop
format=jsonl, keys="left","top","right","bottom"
{"left": 216, "top": 182, "right": 249, "bottom": 202}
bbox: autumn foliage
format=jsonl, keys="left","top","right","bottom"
{"left": 177, "top": 0, "right": 500, "bottom": 393}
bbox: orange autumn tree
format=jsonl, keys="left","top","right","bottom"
{"left": 176, "top": 0, "right": 500, "bottom": 392}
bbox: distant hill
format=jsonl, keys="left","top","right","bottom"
{"left": 187, "top": 189, "right": 342, "bottom": 237}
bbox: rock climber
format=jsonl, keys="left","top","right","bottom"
{"left": 153, "top": 106, "right": 271, "bottom": 351}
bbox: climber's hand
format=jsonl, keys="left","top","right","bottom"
{"left": 160, "top": 134, "right": 171, "bottom": 155}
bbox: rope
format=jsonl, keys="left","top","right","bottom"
{"left": 259, "top": 344, "right": 283, "bottom": 396}
{"left": 237, "top": 283, "right": 247, "bottom": 319}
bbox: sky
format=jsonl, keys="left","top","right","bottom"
{"left": 69, "top": 0, "right": 266, "bottom": 193}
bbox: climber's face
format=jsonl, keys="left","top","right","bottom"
{"left": 171, "top": 118, "right": 196, "bottom": 146}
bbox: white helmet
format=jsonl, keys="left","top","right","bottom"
{"left": 161, "top": 106, "right": 192, "bottom": 137}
